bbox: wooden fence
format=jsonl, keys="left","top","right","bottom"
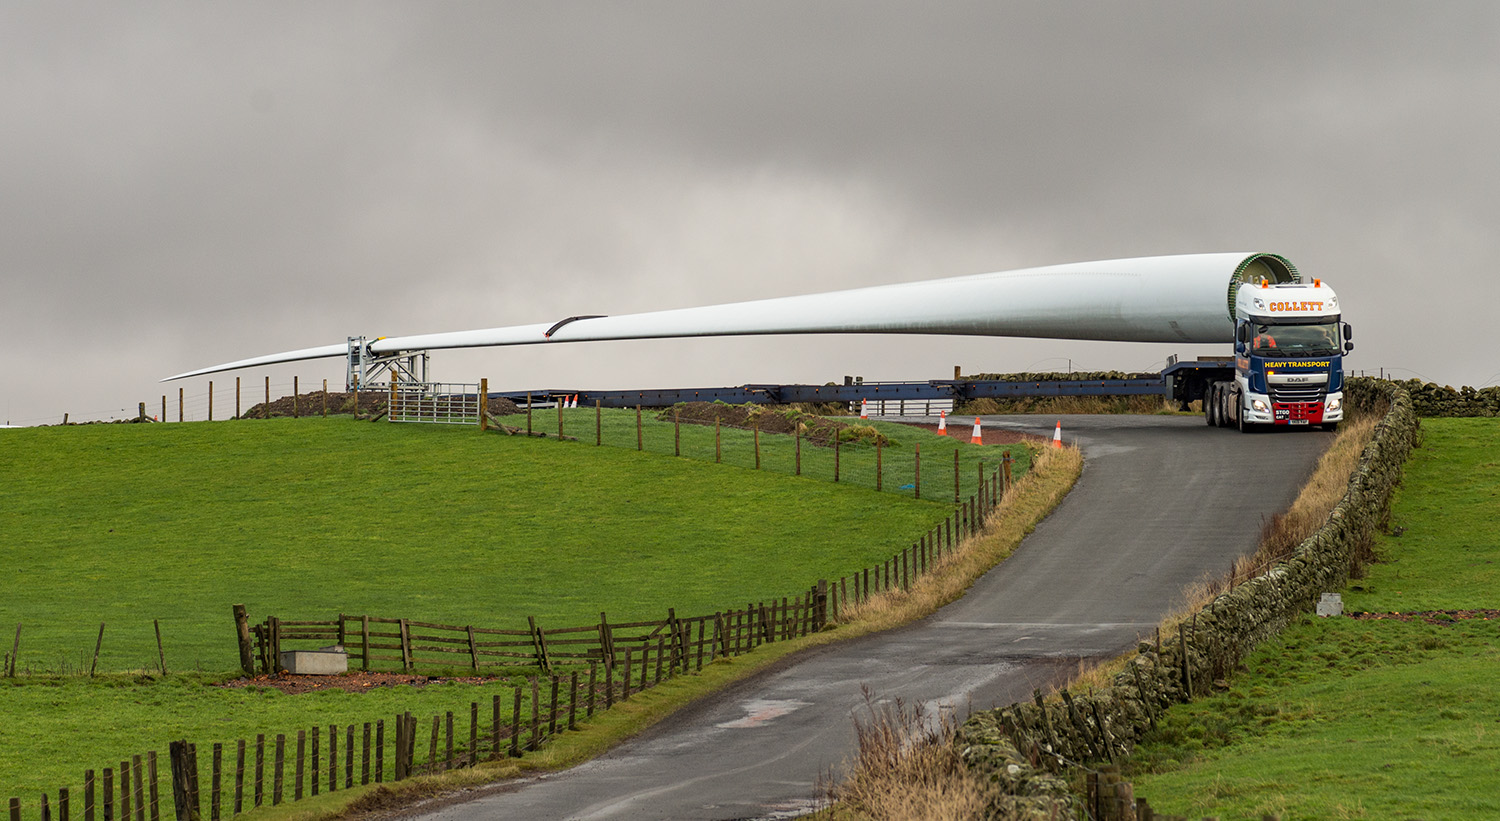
{"left": 5, "top": 668, "right": 665, "bottom": 821}
{"left": 245, "top": 453, "right": 1013, "bottom": 678}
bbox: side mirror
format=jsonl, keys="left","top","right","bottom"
{"left": 1236, "top": 324, "right": 1249, "bottom": 344}
{"left": 1345, "top": 342, "right": 1355, "bottom": 353}
{"left": 1343, "top": 322, "right": 1353, "bottom": 341}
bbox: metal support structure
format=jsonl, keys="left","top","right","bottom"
{"left": 346, "top": 336, "right": 429, "bottom": 390}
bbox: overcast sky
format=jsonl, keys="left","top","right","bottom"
{"left": 4, "top": 2, "right": 1498, "bottom": 425}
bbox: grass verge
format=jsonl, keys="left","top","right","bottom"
{"left": 1125, "top": 417, "right": 1500, "bottom": 819}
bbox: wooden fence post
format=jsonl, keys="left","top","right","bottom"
{"left": 292, "top": 377, "right": 298, "bottom": 419}
{"left": 322, "top": 380, "right": 327, "bottom": 418}
{"left": 525, "top": 394, "right": 532, "bottom": 435}
{"left": 914, "top": 443, "right": 921, "bottom": 500}
{"left": 178, "top": 388, "right": 183, "bottom": 423}
{"left": 91, "top": 623, "right": 105, "bottom": 678}
{"left": 478, "top": 379, "right": 488, "bottom": 431}
{"left": 263, "top": 377, "right": 269, "bottom": 420}
{"left": 1003, "top": 450, "right": 1013, "bottom": 493}
{"left": 528, "top": 617, "right": 552, "bottom": 673}
{"left": 510, "top": 690, "right": 523, "bottom": 758}
{"left": 207, "top": 382, "right": 213, "bottom": 422}
{"left": 208, "top": 746, "right": 220, "bottom": 821}
{"left": 954, "top": 449, "right": 961, "bottom": 504}
{"left": 168, "top": 742, "right": 199, "bottom": 821}
{"left": 235, "top": 378, "right": 240, "bottom": 420}
{"left": 556, "top": 395, "right": 563, "bottom": 438}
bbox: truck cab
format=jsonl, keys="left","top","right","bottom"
{"left": 1224, "top": 278, "right": 1352, "bottom": 431}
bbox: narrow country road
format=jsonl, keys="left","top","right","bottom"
{"left": 403, "top": 414, "right": 1332, "bottom": 821}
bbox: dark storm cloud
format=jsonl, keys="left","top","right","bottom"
{"left": 2, "top": 2, "right": 1497, "bottom": 424}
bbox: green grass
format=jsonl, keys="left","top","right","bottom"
{"left": 513, "top": 404, "right": 1027, "bottom": 504}
{"left": 1127, "top": 417, "right": 1500, "bottom": 819}
{"left": 0, "top": 413, "right": 1022, "bottom": 673}
{"left": 0, "top": 410, "right": 1026, "bottom": 798}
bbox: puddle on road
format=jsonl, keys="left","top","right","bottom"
{"left": 715, "top": 698, "right": 811, "bottom": 729}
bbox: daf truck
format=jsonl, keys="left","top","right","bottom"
{"left": 1193, "top": 277, "right": 1353, "bottom": 431}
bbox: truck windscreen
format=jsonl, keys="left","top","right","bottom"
{"left": 1252, "top": 322, "right": 1341, "bottom": 358}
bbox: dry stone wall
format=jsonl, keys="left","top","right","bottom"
{"left": 956, "top": 379, "right": 1418, "bottom": 819}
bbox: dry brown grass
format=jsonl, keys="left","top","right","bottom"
{"left": 824, "top": 690, "right": 995, "bottom": 821}
{"left": 834, "top": 445, "right": 1084, "bottom": 632}
{"left": 814, "top": 447, "right": 1083, "bottom": 820}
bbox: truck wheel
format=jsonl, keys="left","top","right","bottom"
{"left": 1205, "top": 385, "right": 1218, "bottom": 426}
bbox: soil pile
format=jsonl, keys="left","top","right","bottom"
{"left": 659, "top": 402, "right": 890, "bottom": 447}
{"left": 241, "top": 392, "right": 520, "bottom": 420}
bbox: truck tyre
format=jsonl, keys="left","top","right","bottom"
{"left": 1205, "top": 384, "right": 1218, "bottom": 426}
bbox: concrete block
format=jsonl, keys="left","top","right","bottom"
{"left": 280, "top": 644, "right": 348, "bottom": 675}
{"left": 1316, "top": 593, "right": 1343, "bottom": 618}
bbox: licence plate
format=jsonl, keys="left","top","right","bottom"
{"left": 1289, "top": 419, "right": 1309, "bottom": 425}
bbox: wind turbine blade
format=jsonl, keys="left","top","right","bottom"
{"left": 162, "top": 343, "right": 349, "bottom": 382}
{"left": 164, "top": 252, "right": 1295, "bottom": 381}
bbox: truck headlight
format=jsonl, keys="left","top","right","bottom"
{"left": 1251, "top": 399, "right": 1269, "bottom": 413}
{"left": 1326, "top": 397, "right": 1341, "bottom": 412}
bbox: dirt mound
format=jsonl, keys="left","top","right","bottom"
{"left": 906, "top": 422, "right": 1047, "bottom": 446}
{"left": 240, "top": 392, "right": 520, "bottom": 420}
{"left": 1349, "top": 609, "right": 1500, "bottom": 625}
{"left": 659, "top": 402, "right": 890, "bottom": 447}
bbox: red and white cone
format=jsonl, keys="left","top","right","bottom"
{"left": 1052, "top": 420, "right": 1063, "bottom": 448}
{"left": 570, "top": 394, "right": 579, "bottom": 408}
{"left": 860, "top": 398, "right": 868, "bottom": 420}
{"left": 970, "top": 417, "right": 983, "bottom": 445}
{"left": 936, "top": 411, "right": 947, "bottom": 436}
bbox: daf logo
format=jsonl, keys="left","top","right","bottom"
{"left": 1283, "top": 376, "right": 1312, "bottom": 383}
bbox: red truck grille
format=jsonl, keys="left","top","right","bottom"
{"left": 1272, "top": 401, "right": 1325, "bottom": 425}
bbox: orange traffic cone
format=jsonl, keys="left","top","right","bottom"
{"left": 570, "top": 394, "right": 579, "bottom": 408}
{"left": 970, "top": 417, "right": 983, "bottom": 445}
{"left": 1052, "top": 420, "right": 1063, "bottom": 448}
{"left": 936, "top": 411, "right": 947, "bottom": 436}
{"left": 860, "top": 398, "right": 868, "bottom": 420}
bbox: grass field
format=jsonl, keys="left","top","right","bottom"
{"left": 1126, "top": 417, "right": 1500, "bottom": 819}
{"left": 0, "top": 409, "right": 1029, "bottom": 798}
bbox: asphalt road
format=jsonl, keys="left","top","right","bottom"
{"left": 405, "top": 414, "right": 1332, "bottom": 821}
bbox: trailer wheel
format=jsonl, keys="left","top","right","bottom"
{"left": 1205, "top": 384, "right": 1218, "bottom": 426}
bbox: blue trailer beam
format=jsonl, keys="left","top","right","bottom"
{"left": 493, "top": 376, "right": 1175, "bottom": 409}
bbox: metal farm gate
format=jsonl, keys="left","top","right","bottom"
{"left": 389, "top": 382, "right": 483, "bottom": 425}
